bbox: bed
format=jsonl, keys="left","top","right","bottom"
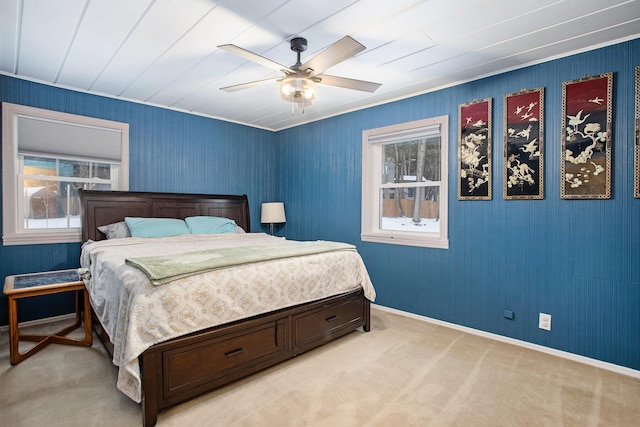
{"left": 78, "top": 189, "right": 374, "bottom": 426}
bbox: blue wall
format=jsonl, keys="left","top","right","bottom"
{"left": 0, "top": 76, "right": 276, "bottom": 324}
{"left": 1, "top": 38, "right": 638, "bottom": 372}
{"left": 276, "top": 39, "right": 640, "bottom": 371}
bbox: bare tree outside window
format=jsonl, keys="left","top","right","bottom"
{"left": 381, "top": 137, "right": 441, "bottom": 231}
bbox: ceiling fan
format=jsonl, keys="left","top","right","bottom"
{"left": 218, "top": 36, "right": 381, "bottom": 107}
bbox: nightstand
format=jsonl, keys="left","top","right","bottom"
{"left": 3, "top": 269, "right": 92, "bottom": 365}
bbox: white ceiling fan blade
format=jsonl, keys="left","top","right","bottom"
{"left": 220, "top": 77, "right": 278, "bottom": 92}
{"left": 218, "top": 44, "right": 294, "bottom": 73}
{"left": 316, "top": 74, "right": 381, "bottom": 93}
{"left": 300, "top": 36, "right": 366, "bottom": 75}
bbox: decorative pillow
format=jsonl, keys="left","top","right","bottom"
{"left": 185, "top": 216, "right": 238, "bottom": 234}
{"left": 124, "top": 217, "right": 191, "bottom": 238}
{"left": 236, "top": 225, "right": 246, "bottom": 234}
{"left": 98, "top": 221, "right": 131, "bottom": 239}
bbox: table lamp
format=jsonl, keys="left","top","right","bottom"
{"left": 261, "top": 202, "right": 286, "bottom": 235}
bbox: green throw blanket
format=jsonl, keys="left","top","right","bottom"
{"left": 125, "top": 240, "right": 355, "bottom": 285}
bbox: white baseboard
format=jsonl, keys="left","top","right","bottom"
{"left": 0, "top": 313, "right": 77, "bottom": 334}
{"left": 372, "top": 303, "right": 640, "bottom": 380}
{"left": 5, "top": 306, "right": 638, "bottom": 380}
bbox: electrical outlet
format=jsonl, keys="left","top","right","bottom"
{"left": 539, "top": 313, "right": 551, "bottom": 331}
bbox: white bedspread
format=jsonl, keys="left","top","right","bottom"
{"left": 79, "top": 233, "right": 375, "bottom": 403}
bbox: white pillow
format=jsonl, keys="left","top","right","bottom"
{"left": 98, "top": 221, "right": 131, "bottom": 239}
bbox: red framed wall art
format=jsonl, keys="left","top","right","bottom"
{"left": 458, "top": 98, "right": 492, "bottom": 200}
{"left": 635, "top": 66, "right": 640, "bottom": 198}
{"left": 503, "top": 88, "right": 544, "bottom": 200}
{"left": 561, "top": 72, "right": 613, "bottom": 199}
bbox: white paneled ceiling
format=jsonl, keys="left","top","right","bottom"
{"left": 1, "top": 0, "right": 638, "bottom": 131}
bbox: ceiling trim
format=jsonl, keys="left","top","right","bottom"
{"left": 1, "top": 33, "right": 637, "bottom": 133}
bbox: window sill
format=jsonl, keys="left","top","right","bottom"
{"left": 3, "top": 230, "right": 82, "bottom": 246}
{"left": 361, "top": 232, "right": 449, "bottom": 249}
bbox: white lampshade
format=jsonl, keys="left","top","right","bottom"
{"left": 261, "top": 202, "right": 286, "bottom": 224}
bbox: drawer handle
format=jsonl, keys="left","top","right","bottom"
{"left": 225, "top": 348, "right": 244, "bottom": 357}
{"left": 325, "top": 315, "right": 338, "bottom": 322}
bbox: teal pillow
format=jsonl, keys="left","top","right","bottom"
{"left": 124, "top": 217, "right": 191, "bottom": 238}
{"left": 185, "top": 216, "right": 238, "bottom": 234}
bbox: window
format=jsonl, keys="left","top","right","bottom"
{"left": 361, "top": 116, "right": 448, "bottom": 249}
{"left": 2, "top": 103, "right": 129, "bottom": 245}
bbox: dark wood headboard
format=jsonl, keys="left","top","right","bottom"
{"left": 79, "top": 189, "right": 250, "bottom": 242}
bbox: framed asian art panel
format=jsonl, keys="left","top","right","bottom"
{"left": 458, "top": 98, "right": 492, "bottom": 200}
{"left": 561, "top": 72, "right": 613, "bottom": 199}
{"left": 504, "top": 88, "right": 544, "bottom": 200}
{"left": 635, "top": 66, "right": 640, "bottom": 199}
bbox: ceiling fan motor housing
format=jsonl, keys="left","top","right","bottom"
{"left": 290, "top": 37, "right": 308, "bottom": 53}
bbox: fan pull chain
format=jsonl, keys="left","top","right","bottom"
{"left": 289, "top": 97, "right": 306, "bottom": 115}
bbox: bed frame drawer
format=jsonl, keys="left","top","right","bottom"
{"left": 292, "top": 293, "right": 365, "bottom": 352}
{"left": 161, "top": 318, "right": 287, "bottom": 400}
{"left": 138, "top": 290, "right": 369, "bottom": 426}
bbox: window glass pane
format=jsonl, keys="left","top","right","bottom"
{"left": 23, "top": 179, "right": 79, "bottom": 229}
{"left": 24, "top": 157, "right": 57, "bottom": 176}
{"left": 424, "top": 137, "right": 441, "bottom": 182}
{"left": 58, "top": 159, "right": 79, "bottom": 178}
{"left": 380, "top": 136, "right": 441, "bottom": 234}
{"left": 382, "top": 137, "right": 441, "bottom": 184}
{"left": 92, "top": 163, "right": 111, "bottom": 180}
{"left": 383, "top": 140, "right": 417, "bottom": 184}
{"left": 24, "top": 156, "right": 112, "bottom": 180}
{"left": 380, "top": 186, "right": 440, "bottom": 234}
{"left": 23, "top": 178, "right": 113, "bottom": 230}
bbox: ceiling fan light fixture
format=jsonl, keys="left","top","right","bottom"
{"left": 280, "top": 76, "right": 316, "bottom": 103}
{"left": 219, "top": 35, "right": 379, "bottom": 114}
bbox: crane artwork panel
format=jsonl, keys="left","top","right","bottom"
{"left": 503, "top": 87, "right": 545, "bottom": 200}
{"left": 635, "top": 66, "right": 640, "bottom": 199}
{"left": 458, "top": 98, "right": 492, "bottom": 200}
{"left": 561, "top": 72, "right": 613, "bottom": 199}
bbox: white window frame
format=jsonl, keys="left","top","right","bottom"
{"left": 361, "top": 116, "right": 449, "bottom": 249}
{"left": 2, "top": 103, "right": 129, "bottom": 245}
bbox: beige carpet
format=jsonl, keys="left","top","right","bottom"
{"left": 1, "top": 308, "right": 639, "bottom": 427}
